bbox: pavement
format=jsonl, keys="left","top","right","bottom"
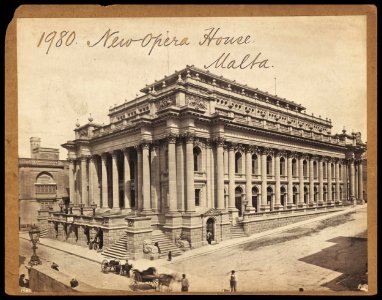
{"left": 19, "top": 204, "right": 366, "bottom": 270}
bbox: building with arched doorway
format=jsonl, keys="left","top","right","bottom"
{"left": 19, "top": 137, "right": 69, "bottom": 234}
{"left": 48, "top": 66, "right": 366, "bottom": 259}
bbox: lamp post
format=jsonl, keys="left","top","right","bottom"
{"left": 79, "top": 203, "right": 85, "bottom": 215}
{"left": 69, "top": 202, "right": 74, "bottom": 215}
{"left": 59, "top": 201, "right": 64, "bottom": 213}
{"left": 90, "top": 202, "right": 97, "bottom": 216}
{"left": 28, "top": 224, "right": 42, "bottom": 266}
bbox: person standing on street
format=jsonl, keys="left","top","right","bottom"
{"left": 229, "top": 270, "right": 237, "bottom": 292}
{"left": 181, "top": 274, "right": 189, "bottom": 292}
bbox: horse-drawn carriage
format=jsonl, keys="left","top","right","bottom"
{"left": 131, "top": 267, "right": 177, "bottom": 291}
{"left": 101, "top": 259, "right": 133, "bottom": 277}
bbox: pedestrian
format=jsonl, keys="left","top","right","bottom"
{"left": 168, "top": 251, "right": 172, "bottom": 261}
{"left": 51, "top": 262, "right": 59, "bottom": 271}
{"left": 70, "top": 278, "right": 79, "bottom": 288}
{"left": 180, "top": 274, "right": 189, "bottom": 292}
{"left": 154, "top": 241, "right": 161, "bottom": 254}
{"left": 206, "top": 231, "right": 212, "bottom": 244}
{"left": 19, "top": 274, "right": 29, "bottom": 288}
{"left": 229, "top": 270, "right": 237, "bottom": 292}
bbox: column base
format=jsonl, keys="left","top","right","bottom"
{"left": 259, "top": 205, "right": 270, "bottom": 212}
{"left": 286, "top": 203, "right": 296, "bottom": 209}
{"left": 297, "top": 203, "right": 306, "bottom": 208}
{"left": 307, "top": 202, "right": 315, "bottom": 207}
{"left": 317, "top": 201, "right": 324, "bottom": 206}
{"left": 326, "top": 200, "right": 334, "bottom": 206}
{"left": 357, "top": 199, "right": 365, "bottom": 205}
{"left": 273, "top": 204, "right": 284, "bottom": 210}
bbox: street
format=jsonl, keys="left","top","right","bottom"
{"left": 19, "top": 207, "right": 367, "bottom": 293}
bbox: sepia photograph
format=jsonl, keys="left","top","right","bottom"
{"left": 5, "top": 5, "right": 376, "bottom": 295}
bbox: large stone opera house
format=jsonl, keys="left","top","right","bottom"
{"left": 48, "top": 66, "right": 366, "bottom": 260}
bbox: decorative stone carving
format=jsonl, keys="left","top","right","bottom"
{"left": 143, "top": 239, "right": 159, "bottom": 254}
{"left": 186, "top": 94, "right": 207, "bottom": 110}
{"left": 175, "top": 234, "right": 191, "bottom": 250}
{"left": 262, "top": 147, "right": 274, "bottom": 156}
{"left": 193, "top": 137, "right": 204, "bottom": 148}
{"left": 202, "top": 208, "right": 221, "bottom": 216}
{"left": 183, "top": 132, "right": 195, "bottom": 143}
{"left": 166, "top": 133, "right": 178, "bottom": 144}
{"left": 156, "top": 95, "right": 175, "bottom": 110}
{"left": 78, "top": 128, "right": 88, "bottom": 138}
{"left": 127, "top": 220, "right": 134, "bottom": 227}
{"left": 213, "top": 137, "right": 225, "bottom": 147}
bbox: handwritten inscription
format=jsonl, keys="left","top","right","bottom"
{"left": 35, "top": 27, "right": 272, "bottom": 71}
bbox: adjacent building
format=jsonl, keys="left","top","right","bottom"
{"left": 19, "top": 137, "right": 69, "bottom": 233}
{"left": 48, "top": 65, "right": 366, "bottom": 259}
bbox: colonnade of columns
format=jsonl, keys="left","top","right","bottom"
{"left": 67, "top": 136, "right": 364, "bottom": 214}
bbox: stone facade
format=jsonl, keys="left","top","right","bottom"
{"left": 19, "top": 137, "right": 69, "bottom": 230}
{"left": 48, "top": 66, "right": 366, "bottom": 257}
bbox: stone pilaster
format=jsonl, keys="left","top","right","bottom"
{"left": 68, "top": 159, "right": 76, "bottom": 204}
{"left": 287, "top": 154, "right": 294, "bottom": 209}
{"left": 176, "top": 138, "right": 185, "bottom": 212}
{"left": 215, "top": 137, "right": 225, "bottom": 210}
{"left": 88, "top": 156, "right": 97, "bottom": 207}
{"left": 141, "top": 143, "right": 151, "bottom": 212}
{"left": 260, "top": 148, "right": 270, "bottom": 211}
{"left": 274, "top": 151, "right": 282, "bottom": 210}
{"left": 123, "top": 149, "right": 131, "bottom": 211}
{"left": 309, "top": 156, "right": 315, "bottom": 206}
{"left": 101, "top": 154, "right": 108, "bottom": 208}
{"left": 298, "top": 154, "right": 305, "bottom": 208}
{"left": 327, "top": 159, "right": 333, "bottom": 205}
{"left": 136, "top": 146, "right": 143, "bottom": 211}
{"left": 185, "top": 133, "right": 196, "bottom": 212}
{"left": 167, "top": 134, "right": 178, "bottom": 213}
{"left": 150, "top": 143, "right": 160, "bottom": 212}
{"left": 245, "top": 146, "right": 254, "bottom": 210}
{"left": 335, "top": 159, "right": 341, "bottom": 204}
{"left": 228, "top": 143, "right": 238, "bottom": 216}
{"left": 318, "top": 156, "right": 324, "bottom": 205}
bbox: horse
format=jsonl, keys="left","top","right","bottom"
{"left": 157, "top": 274, "right": 175, "bottom": 292}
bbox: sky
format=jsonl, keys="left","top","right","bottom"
{"left": 17, "top": 16, "right": 367, "bottom": 160}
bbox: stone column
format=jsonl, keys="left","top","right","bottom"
{"left": 80, "top": 157, "right": 88, "bottom": 206}
{"left": 309, "top": 156, "right": 314, "bottom": 206}
{"left": 216, "top": 137, "right": 225, "bottom": 210}
{"left": 287, "top": 154, "right": 294, "bottom": 208}
{"left": 298, "top": 155, "right": 305, "bottom": 207}
{"left": 260, "top": 148, "right": 269, "bottom": 211}
{"left": 150, "top": 144, "right": 160, "bottom": 212}
{"left": 123, "top": 149, "right": 131, "bottom": 210}
{"left": 228, "top": 144, "right": 236, "bottom": 212}
{"left": 136, "top": 146, "right": 143, "bottom": 211}
{"left": 141, "top": 143, "right": 151, "bottom": 212}
{"left": 349, "top": 159, "right": 355, "bottom": 202}
{"left": 185, "top": 134, "right": 195, "bottom": 212}
{"left": 327, "top": 159, "right": 333, "bottom": 204}
{"left": 274, "top": 151, "right": 282, "bottom": 210}
{"left": 167, "top": 135, "right": 177, "bottom": 212}
{"left": 101, "top": 154, "right": 108, "bottom": 208}
{"left": 176, "top": 138, "right": 185, "bottom": 212}
{"left": 88, "top": 156, "right": 97, "bottom": 207}
{"left": 335, "top": 159, "right": 341, "bottom": 204}
{"left": 111, "top": 151, "right": 120, "bottom": 210}
{"left": 68, "top": 159, "right": 76, "bottom": 204}
{"left": 245, "top": 147, "right": 253, "bottom": 210}
{"left": 358, "top": 159, "right": 364, "bottom": 203}
{"left": 318, "top": 157, "right": 324, "bottom": 205}
{"left": 74, "top": 161, "right": 81, "bottom": 205}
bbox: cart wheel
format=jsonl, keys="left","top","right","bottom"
{"left": 101, "top": 260, "right": 108, "bottom": 273}
{"left": 93, "top": 243, "right": 98, "bottom": 250}
{"left": 151, "top": 279, "right": 159, "bottom": 290}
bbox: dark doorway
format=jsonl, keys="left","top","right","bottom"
{"left": 206, "top": 218, "right": 215, "bottom": 242}
{"left": 235, "top": 187, "right": 243, "bottom": 217}
{"left": 280, "top": 186, "right": 286, "bottom": 206}
{"left": 252, "top": 186, "right": 258, "bottom": 210}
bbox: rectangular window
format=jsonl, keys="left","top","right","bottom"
{"left": 195, "top": 189, "right": 200, "bottom": 206}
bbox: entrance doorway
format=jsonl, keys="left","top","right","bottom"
{"left": 235, "top": 187, "right": 243, "bottom": 217}
{"left": 206, "top": 218, "right": 215, "bottom": 243}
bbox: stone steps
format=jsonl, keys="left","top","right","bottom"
{"left": 230, "top": 225, "right": 247, "bottom": 239}
{"left": 102, "top": 234, "right": 129, "bottom": 259}
{"left": 151, "top": 231, "right": 183, "bottom": 258}
{"left": 39, "top": 228, "right": 49, "bottom": 238}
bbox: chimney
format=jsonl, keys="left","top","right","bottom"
{"left": 30, "top": 137, "right": 41, "bottom": 158}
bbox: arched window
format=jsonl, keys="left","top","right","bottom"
{"left": 280, "top": 157, "right": 286, "bottom": 176}
{"left": 266, "top": 156, "right": 273, "bottom": 175}
{"left": 235, "top": 186, "right": 243, "bottom": 216}
{"left": 292, "top": 159, "right": 297, "bottom": 177}
{"left": 303, "top": 160, "right": 308, "bottom": 177}
{"left": 313, "top": 161, "right": 318, "bottom": 179}
{"left": 314, "top": 186, "right": 318, "bottom": 202}
{"left": 193, "top": 147, "right": 202, "bottom": 172}
{"left": 293, "top": 186, "right": 298, "bottom": 204}
{"left": 304, "top": 186, "right": 308, "bottom": 203}
{"left": 267, "top": 186, "right": 273, "bottom": 207}
{"left": 35, "top": 172, "right": 56, "bottom": 194}
{"left": 252, "top": 154, "right": 258, "bottom": 175}
{"left": 323, "top": 163, "right": 327, "bottom": 179}
{"left": 235, "top": 152, "right": 243, "bottom": 174}
{"left": 331, "top": 163, "right": 335, "bottom": 178}
{"left": 323, "top": 186, "right": 327, "bottom": 201}
{"left": 339, "top": 164, "right": 342, "bottom": 180}
{"left": 252, "top": 186, "right": 258, "bottom": 210}
{"left": 280, "top": 186, "right": 286, "bottom": 206}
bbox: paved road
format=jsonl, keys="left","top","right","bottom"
{"left": 162, "top": 207, "right": 367, "bottom": 293}
{"left": 19, "top": 207, "right": 367, "bottom": 293}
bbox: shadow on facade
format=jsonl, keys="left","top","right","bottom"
{"left": 298, "top": 234, "right": 367, "bottom": 291}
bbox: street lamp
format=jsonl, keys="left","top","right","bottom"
{"left": 28, "top": 224, "right": 42, "bottom": 266}
{"left": 69, "top": 202, "right": 74, "bottom": 215}
{"left": 79, "top": 203, "right": 85, "bottom": 215}
{"left": 90, "top": 202, "right": 97, "bottom": 216}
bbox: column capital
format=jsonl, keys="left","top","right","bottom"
{"left": 151, "top": 141, "right": 160, "bottom": 150}
{"left": 261, "top": 147, "right": 274, "bottom": 156}
{"left": 205, "top": 138, "right": 212, "bottom": 148}
{"left": 287, "top": 151, "right": 299, "bottom": 159}
{"left": 234, "top": 143, "right": 245, "bottom": 152}
{"left": 101, "top": 152, "right": 108, "bottom": 160}
{"left": 183, "top": 132, "right": 195, "bottom": 143}
{"left": 80, "top": 155, "right": 90, "bottom": 162}
{"left": 228, "top": 142, "right": 236, "bottom": 151}
{"left": 338, "top": 158, "right": 345, "bottom": 165}
{"left": 123, "top": 147, "right": 130, "bottom": 154}
{"left": 213, "top": 137, "right": 225, "bottom": 147}
{"left": 140, "top": 142, "right": 151, "bottom": 150}
{"left": 310, "top": 155, "right": 320, "bottom": 161}
{"left": 166, "top": 133, "right": 178, "bottom": 144}
{"left": 300, "top": 153, "right": 310, "bottom": 161}
{"left": 275, "top": 149, "right": 288, "bottom": 158}
{"left": 111, "top": 150, "right": 119, "bottom": 158}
